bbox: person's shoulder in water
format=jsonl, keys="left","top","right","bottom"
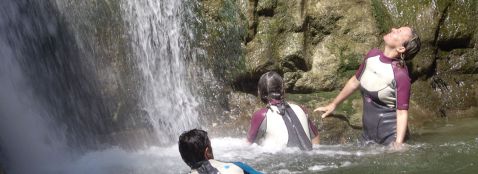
{"left": 189, "top": 159, "right": 244, "bottom": 174}
{"left": 190, "top": 160, "right": 262, "bottom": 174}
{"left": 246, "top": 71, "right": 319, "bottom": 149}
{"left": 179, "top": 129, "right": 263, "bottom": 174}
{"left": 247, "top": 108, "right": 267, "bottom": 143}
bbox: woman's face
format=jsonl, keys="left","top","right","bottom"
{"left": 383, "top": 27, "right": 413, "bottom": 50}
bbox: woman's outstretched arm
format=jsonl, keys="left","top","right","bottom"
{"left": 314, "top": 76, "right": 360, "bottom": 118}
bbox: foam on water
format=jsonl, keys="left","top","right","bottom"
{"left": 46, "top": 137, "right": 393, "bottom": 174}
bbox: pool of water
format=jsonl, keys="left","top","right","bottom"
{"left": 43, "top": 117, "right": 478, "bottom": 174}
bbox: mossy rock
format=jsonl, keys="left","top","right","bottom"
{"left": 245, "top": 17, "right": 278, "bottom": 75}
{"left": 291, "top": 0, "right": 379, "bottom": 92}
{"left": 257, "top": 0, "right": 277, "bottom": 16}
{"left": 411, "top": 72, "right": 478, "bottom": 119}
{"left": 436, "top": 49, "right": 478, "bottom": 74}
{"left": 287, "top": 91, "right": 363, "bottom": 144}
{"left": 437, "top": 0, "right": 477, "bottom": 50}
{"left": 371, "top": 0, "right": 477, "bottom": 48}
{"left": 199, "top": 0, "right": 249, "bottom": 81}
{"left": 284, "top": 71, "right": 304, "bottom": 91}
{"left": 277, "top": 32, "right": 308, "bottom": 72}
{"left": 318, "top": 116, "right": 362, "bottom": 144}
{"left": 370, "top": 0, "right": 445, "bottom": 42}
{"left": 408, "top": 46, "right": 436, "bottom": 79}
{"left": 294, "top": 70, "right": 339, "bottom": 92}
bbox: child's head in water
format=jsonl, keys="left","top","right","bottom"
{"left": 178, "top": 129, "right": 214, "bottom": 169}
{"left": 382, "top": 26, "right": 421, "bottom": 62}
{"left": 257, "top": 71, "right": 284, "bottom": 103}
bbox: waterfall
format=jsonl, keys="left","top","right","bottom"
{"left": 121, "top": 0, "right": 202, "bottom": 144}
{"left": 0, "top": 0, "right": 212, "bottom": 173}
{"left": 0, "top": 1, "right": 73, "bottom": 173}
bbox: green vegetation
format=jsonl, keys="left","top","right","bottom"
{"left": 370, "top": 0, "right": 394, "bottom": 34}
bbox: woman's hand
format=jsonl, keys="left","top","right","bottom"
{"left": 389, "top": 142, "right": 408, "bottom": 152}
{"left": 314, "top": 103, "right": 337, "bottom": 118}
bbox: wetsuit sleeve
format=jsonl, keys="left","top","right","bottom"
{"left": 232, "top": 162, "right": 263, "bottom": 174}
{"left": 393, "top": 65, "right": 411, "bottom": 110}
{"left": 247, "top": 108, "right": 267, "bottom": 143}
{"left": 355, "top": 48, "right": 381, "bottom": 79}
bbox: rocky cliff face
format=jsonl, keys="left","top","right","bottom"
{"left": 199, "top": 0, "right": 478, "bottom": 142}
{"left": 374, "top": 0, "right": 478, "bottom": 120}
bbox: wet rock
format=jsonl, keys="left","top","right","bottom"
{"left": 437, "top": 49, "right": 478, "bottom": 74}
{"left": 409, "top": 46, "right": 436, "bottom": 80}
{"left": 199, "top": 0, "right": 249, "bottom": 82}
{"left": 294, "top": 36, "right": 341, "bottom": 91}
{"left": 287, "top": 92, "right": 363, "bottom": 144}
{"left": 245, "top": 17, "right": 277, "bottom": 75}
{"left": 257, "top": 0, "right": 277, "bottom": 16}
{"left": 371, "top": 0, "right": 477, "bottom": 76}
{"left": 208, "top": 92, "right": 263, "bottom": 138}
{"left": 199, "top": 0, "right": 478, "bottom": 145}
{"left": 410, "top": 73, "right": 478, "bottom": 119}
{"left": 370, "top": 0, "right": 478, "bottom": 118}
{"left": 293, "top": 0, "right": 379, "bottom": 91}
{"left": 432, "top": 49, "right": 478, "bottom": 114}
{"left": 275, "top": 0, "right": 306, "bottom": 32}
{"left": 284, "top": 71, "right": 304, "bottom": 91}
{"left": 436, "top": 0, "right": 477, "bottom": 50}
{"left": 243, "top": 0, "right": 309, "bottom": 76}
{"left": 278, "top": 33, "right": 307, "bottom": 72}
{"left": 317, "top": 115, "right": 362, "bottom": 145}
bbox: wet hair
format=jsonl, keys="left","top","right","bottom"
{"left": 178, "top": 129, "right": 212, "bottom": 169}
{"left": 399, "top": 28, "right": 421, "bottom": 66}
{"left": 257, "top": 71, "right": 284, "bottom": 103}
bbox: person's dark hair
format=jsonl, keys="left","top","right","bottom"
{"left": 399, "top": 28, "right": 421, "bottom": 66}
{"left": 257, "top": 71, "right": 284, "bottom": 103}
{"left": 178, "top": 129, "right": 212, "bottom": 169}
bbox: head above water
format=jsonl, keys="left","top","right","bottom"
{"left": 178, "top": 129, "right": 214, "bottom": 169}
{"left": 383, "top": 26, "right": 421, "bottom": 61}
{"left": 258, "top": 71, "right": 284, "bottom": 103}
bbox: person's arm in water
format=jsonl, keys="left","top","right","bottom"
{"left": 311, "top": 135, "right": 320, "bottom": 144}
{"left": 307, "top": 117, "right": 320, "bottom": 144}
{"left": 314, "top": 76, "right": 360, "bottom": 117}
{"left": 391, "top": 65, "right": 412, "bottom": 149}
{"left": 299, "top": 105, "right": 321, "bottom": 144}
{"left": 395, "top": 110, "right": 408, "bottom": 144}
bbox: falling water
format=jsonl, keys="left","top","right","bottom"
{"left": 0, "top": 0, "right": 206, "bottom": 173}
{"left": 0, "top": 1, "right": 73, "bottom": 173}
{"left": 1, "top": 0, "right": 478, "bottom": 174}
{"left": 122, "top": 0, "right": 202, "bottom": 144}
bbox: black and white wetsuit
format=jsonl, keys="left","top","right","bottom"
{"left": 247, "top": 100, "right": 319, "bottom": 150}
{"left": 355, "top": 48, "right": 411, "bottom": 145}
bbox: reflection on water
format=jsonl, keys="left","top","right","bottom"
{"left": 43, "top": 117, "right": 478, "bottom": 174}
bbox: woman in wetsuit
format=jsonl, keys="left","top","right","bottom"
{"left": 247, "top": 71, "right": 320, "bottom": 150}
{"left": 315, "top": 27, "right": 421, "bottom": 149}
